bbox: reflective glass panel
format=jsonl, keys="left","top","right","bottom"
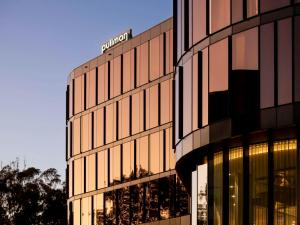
{"left": 137, "top": 42, "right": 149, "bottom": 86}
{"left": 109, "top": 145, "right": 121, "bottom": 185}
{"left": 87, "top": 69, "right": 96, "bottom": 109}
{"left": 165, "top": 128, "right": 176, "bottom": 170}
{"left": 122, "top": 141, "right": 134, "bottom": 181}
{"left": 86, "top": 154, "right": 96, "bottom": 192}
{"left": 149, "top": 132, "right": 163, "bottom": 175}
{"left": 105, "top": 191, "right": 117, "bottom": 224}
{"left": 150, "top": 35, "right": 163, "bottom": 81}
{"left": 232, "top": 28, "right": 258, "bottom": 70}
{"left": 214, "top": 152, "right": 223, "bottom": 225}
{"left": 75, "top": 75, "right": 84, "bottom": 114}
{"left": 94, "top": 108, "right": 104, "bottom": 148}
{"left": 132, "top": 91, "right": 144, "bottom": 135}
{"left": 118, "top": 187, "right": 130, "bottom": 224}
{"left": 273, "top": 140, "right": 297, "bottom": 225}
{"left": 97, "top": 150, "right": 108, "bottom": 189}
{"left": 210, "top": 0, "right": 230, "bottom": 33}
{"left": 249, "top": 143, "right": 268, "bottom": 225}
{"left": 209, "top": 39, "right": 228, "bottom": 92}
{"left": 111, "top": 56, "right": 121, "bottom": 98}
{"left": 193, "top": 0, "right": 207, "bottom": 44}
{"left": 74, "top": 158, "right": 83, "bottom": 195}
{"left": 166, "top": 30, "right": 174, "bottom": 74}
{"left": 260, "top": 0, "right": 289, "bottom": 13}
{"left": 98, "top": 63, "right": 108, "bottom": 103}
{"left": 74, "top": 200, "right": 81, "bottom": 225}
{"left": 278, "top": 18, "right": 292, "bottom": 105}
{"left": 183, "top": 59, "right": 192, "bottom": 136}
{"left": 82, "top": 113, "right": 92, "bottom": 152}
{"left": 106, "top": 103, "right": 116, "bottom": 144}
{"left": 192, "top": 53, "right": 198, "bottom": 130}
{"left": 123, "top": 50, "right": 134, "bottom": 93}
{"left": 146, "top": 85, "right": 159, "bottom": 129}
{"left": 130, "top": 184, "right": 145, "bottom": 224}
{"left": 161, "top": 80, "right": 172, "bottom": 124}
{"left": 247, "top": 0, "right": 258, "bottom": 17}
{"left": 232, "top": 0, "right": 243, "bottom": 23}
{"left": 192, "top": 170, "right": 197, "bottom": 225}
{"left": 260, "top": 23, "right": 274, "bottom": 108}
{"left": 295, "top": 16, "right": 300, "bottom": 102}
{"left": 229, "top": 147, "right": 243, "bottom": 225}
{"left": 198, "top": 163, "right": 208, "bottom": 225}
{"left": 145, "top": 180, "right": 160, "bottom": 222}
{"left": 73, "top": 118, "right": 81, "bottom": 155}
{"left": 94, "top": 194, "right": 104, "bottom": 225}
{"left": 68, "top": 163, "right": 73, "bottom": 197}
{"left": 81, "top": 197, "right": 92, "bottom": 225}
{"left": 202, "top": 48, "right": 209, "bottom": 126}
{"left": 137, "top": 136, "right": 149, "bottom": 178}
{"left": 119, "top": 97, "right": 130, "bottom": 139}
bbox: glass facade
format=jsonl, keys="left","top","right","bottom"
{"left": 66, "top": 18, "right": 189, "bottom": 225}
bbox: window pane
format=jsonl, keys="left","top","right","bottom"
{"left": 161, "top": 80, "right": 171, "bottom": 124}
{"left": 98, "top": 63, "right": 108, "bottom": 104}
{"left": 81, "top": 197, "right": 92, "bottom": 225}
{"left": 198, "top": 163, "right": 208, "bottom": 225}
{"left": 166, "top": 30, "right": 174, "bottom": 74}
{"left": 137, "top": 42, "right": 149, "bottom": 86}
{"left": 260, "top": 23, "right": 274, "bottom": 108}
{"left": 132, "top": 91, "right": 144, "bottom": 135}
{"left": 232, "top": 0, "right": 243, "bottom": 23}
{"left": 229, "top": 148, "right": 243, "bottom": 225}
{"left": 119, "top": 97, "right": 130, "bottom": 139}
{"left": 110, "top": 145, "right": 121, "bottom": 185}
{"left": 209, "top": 39, "right": 228, "bottom": 92}
{"left": 87, "top": 69, "right": 96, "bottom": 109}
{"left": 123, "top": 50, "right": 134, "bottom": 93}
{"left": 183, "top": 59, "right": 192, "bottom": 136}
{"left": 295, "top": 16, "right": 300, "bottom": 102}
{"left": 214, "top": 152, "right": 223, "bottom": 225}
{"left": 202, "top": 48, "right": 209, "bottom": 126}
{"left": 210, "top": 0, "right": 230, "bottom": 33}
{"left": 86, "top": 154, "right": 96, "bottom": 192}
{"left": 260, "top": 0, "right": 289, "bottom": 13}
{"left": 82, "top": 113, "right": 92, "bottom": 152}
{"left": 94, "top": 194, "right": 104, "bottom": 225}
{"left": 232, "top": 28, "right": 258, "bottom": 70}
{"left": 247, "top": 0, "right": 258, "bottom": 17}
{"left": 145, "top": 180, "right": 160, "bottom": 222}
{"left": 94, "top": 108, "right": 104, "bottom": 148}
{"left": 69, "top": 81, "right": 73, "bottom": 118}
{"left": 176, "top": 177, "right": 190, "bottom": 216}
{"left": 192, "top": 170, "right": 197, "bottom": 225}
{"left": 111, "top": 56, "right": 121, "bottom": 98}
{"left": 130, "top": 184, "right": 145, "bottom": 224}
{"left": 105, "top": 191, "right": 117, "bottom": 224}
{"left": 177, "top": 0, "right": 183, "bottom": 61}
{"left": 97, "top": 150, "right": 108, "bottom": 189}
{"left": 137, "top": 136, "right": 149, "bottom": 178}
{"left": 122, "top": 141, "right": 134, "bottom": 181}
{"left": 146, "top": 85, "right": 159, "bottom": 129}
{"left": 278, "top": 18, "right": 292, "bottom": 105}
{"left": 249, "top": 143, "right": 268, "bottom": 225}
{"left": 73, "top": 118, "right": 81, "bottom": 155}
{"left": 193, "top": 0, "right": 207, "bottom": 44}
{"left": 159, "top": 176, "right": 175, "bottom": 220}
{"left": 106, "top": 103, "right": 116, "bottom": 144}
{"left": 74, "top": 158, "right": 83, "bottom": 195}
{"left": 119, "top": 187, "right": 130, "bottom": 224}
{"left": 165, "top": 128, "right": 176, "bottom": 170}
{"left": 273, "top": 140, "right": 297, "bottom": 224}
{"left": 150, "top": 35, "right": 163, "bottom": 81}
{"left": 75, "top": 75, "right": 84, "bottom": 114}
{"left": 74, "top": 200, "right": 81, "bottom": 225}
{"left": 192, "top": 53, "right": 198, "bottom": 130}
{"left": 149, "top": 132, "right": 163, "bottom": 175}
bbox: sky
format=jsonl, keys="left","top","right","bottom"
{"left": 0, "top": 0, "right": 172, "bottom": 177}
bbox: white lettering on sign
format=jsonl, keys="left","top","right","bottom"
{"left": 101, "top": 30, "right": 132, "bottom": 53}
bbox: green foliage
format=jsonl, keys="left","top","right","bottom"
{"left": 0, "top": 163, "right": 66, "bottom": 225}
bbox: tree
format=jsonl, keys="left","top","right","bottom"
{"left": 0, "top": 163, "right": 66, "bottom": 225}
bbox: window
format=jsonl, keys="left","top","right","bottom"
{"left": 74, "top": 75, "right": 84, "bottom": 114}
{"left": 229, "top": 148, "right": 243, "bottom": 225}
{"left": 81, "top": 113, "right": 92, "bottom": 152}
{"left": 110, "top": 56, "right": 121, "bottom": 98}
{"left": 105, "top": 191, "right": 117, "bottom": 224}
{"left": 123, "top": 50, "right": 135, "bottom": 93}
{"left": 132, "top": 91, "right": 144, "bottom": 135}
{"left": 260, "top": 23, "right": 274, "bottom": 108}
{"left": 150, "top": 35, "right": 164, "bottom": 81}
{"left": 86, "top": 154, "right": 96, "bottom": 192}
{"left": 105, "top": 103, "right": 116, "bottom": 144}
{"left": 192, "top": 170, "right": 197, "bottom": 225}
{"left": 94, "top": 108, "right": 104, "bottom": 148}
{"left": 81, "top": 197, "right": 92, "bottom": 225}
{"left": 177, "top": 0, "right": 183, "bottom": 61}
{"left": 198, "top": 163, "right": 208, "bottom": 225}
{"left": 160, "top": 79, "right": 172, "bottom": 124}
{"left": 130, "top": 184, "right": 145, "bottom": 224}
{"left": 94, "top": 194, "right": 104, "bottom": 225}
{"left": 69, "top": 81, "right": 73, "bottom": 118}
{"left": 137, "top": 136, "right": 149, "bottom": 178}
{"left": 146, "top": 85, "right": 159, "bottom": 129}
{"left": 192, "top": 0, "right": 207, "bottom": 44}
{"left": 232, "top": 0, "right": 243, "bottom": 23}
{"left": 247, "top": 0, "right": 258, "bottom": 18}
{"left": 295, "top": 16, "right": 300, "bottom": 102}
{"left": 166, "top": 30, "right": 174, "bottom": 74}
{"left": 74, "top": 158, "right": 84, "bottom": 195}
{"left": 97, "top": 150, "right": 108, "bottom": 189}
{"left": 232, "top": 28, "right": 259, "bottom": 70}
{"left": 278, "top": 18, "right": 292, "bottom": 105}
{"left": 86, "top": 69, "right": 96, "bottom": 109}
{"left": 145, "top": 180, "right": 160, "bottom": 222}
{"left": 214, "top": 152, "right": 223, "bottom": 225}
{"left": 192, "top": 53, "right": 199, "bottom": 130}
{"left": 119, "top": 97, "right": 130, "bottom": 139}
{"left": 149, "top": 132, "right": 163, "bottom": 175}
{"left": 249, "top": 143, "right": 268, "bottom": 225}
{"left": 137, "top": 42, "right": 149, "bottom": 86}
{"left": 165, "top": 128, "right": 175, "bottom": 171}
{"left": 118, "top": 187, "right": 131, "bottom": 224}
{"left": 183, "top": 59, "right": 192, "bottom": 136}
{"left": 74, "top": 200, "right": 81, "bottom": 225}
{"left": 97, "top": 63, "right": 109, "bottom": 104}
{"left": 210, "top": 0, "right": 231, "bottom": 33}
{"left": 260, "top": 0, "right": 289, "bottom": 13}
{"left": 73, "top": 118, "right": 81, "bottom": 155}
{"left": 109, "top": 145, "right": 121, "bottom": 185}
{"left": 68, "top": 163, "right": 73, "bottom": 197}
{"left": 209, "top": 38, "right": 228, "bottom": 92}
{"left": 122, "top": 141, "right": 135, "bottom": 181}
{"left": 273, "top": 140, "right": 297, "bottom": 224}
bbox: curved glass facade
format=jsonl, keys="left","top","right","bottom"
{"left": 174, "top": 0, "right": 300, "bottom": 225}
{"left": 66, "top": 18, "right": 190, "bottom": 225}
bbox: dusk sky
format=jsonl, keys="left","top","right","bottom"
{"left": 0, "top": 0, "right": 172, "bottom": 177}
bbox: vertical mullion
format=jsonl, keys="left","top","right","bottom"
{"left": 108, "top": 61, "right": 111, "bottom": 100}
{"left": 84, "top": 73, "right": 87, "bottom": 110}
{"left": 178, "top": 66, "right": 184, "bottom": 138}
{"left": 96, "top": 152, "right": 98, "bottom": 190}
{"left": 72, "top": 79, "right": 75, "bottom": 115}
{"left": 198, "top": 52, "right": 203, "bottom": 128}
{"left": 158, "top": 83, "right": 161, "bottom": 126}
{"left": 91, "top": 112, "right": 94, "bottom": 150}
{"left": 96, "top": 67, "right": 99, "bottom": 105}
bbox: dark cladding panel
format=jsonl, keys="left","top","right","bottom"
{"left": 294, "top": 16, "right": 300, "bottom": 102}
